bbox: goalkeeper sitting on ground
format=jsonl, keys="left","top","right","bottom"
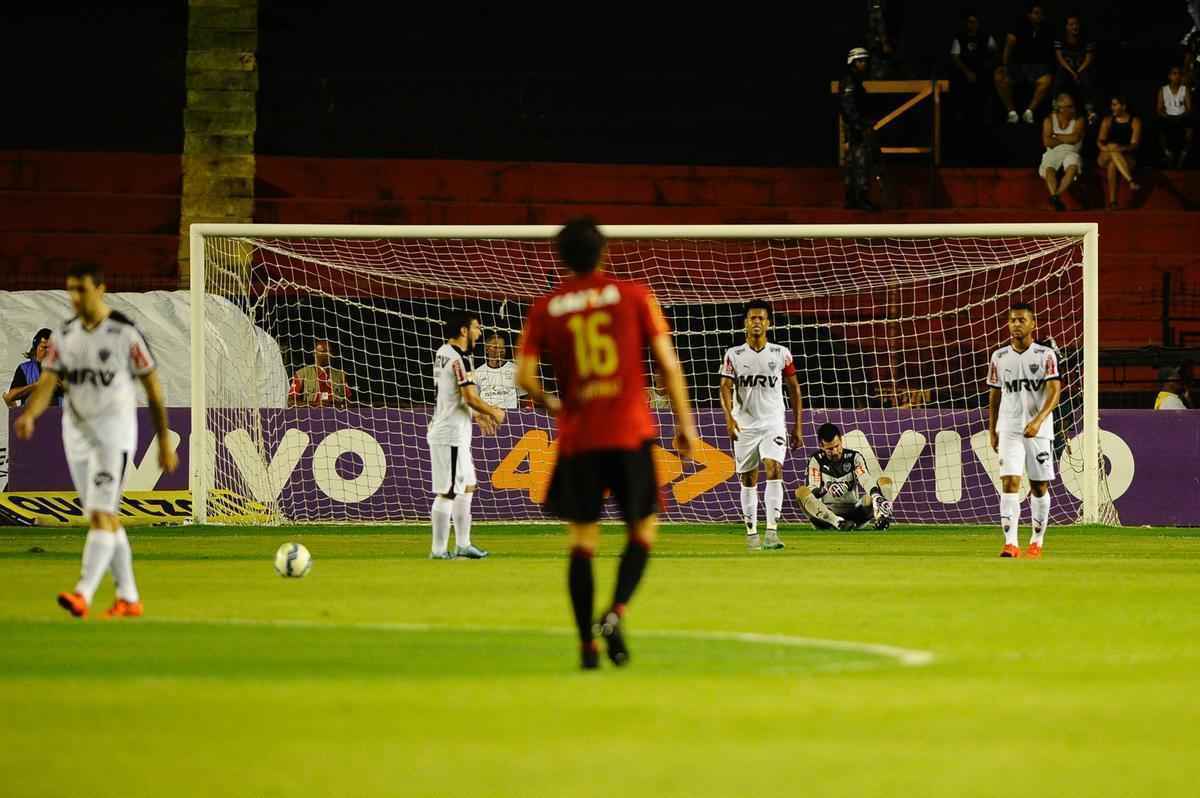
{"left": 794, "top": 422, "right": 894, "bottom": 531}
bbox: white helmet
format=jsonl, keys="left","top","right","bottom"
{"left": 847, "top": 47, "right": 870, "bottom": 65}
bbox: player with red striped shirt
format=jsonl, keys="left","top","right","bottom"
{"left": 516, "top": 218, "right": 699, "bottom": 670}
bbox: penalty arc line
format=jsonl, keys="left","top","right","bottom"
{"left": 135, "top": 616, "right": 936, "bottom": 668}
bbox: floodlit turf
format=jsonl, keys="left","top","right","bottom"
{"left": 1, "top": 523, "right": 1198, "bottom": 798}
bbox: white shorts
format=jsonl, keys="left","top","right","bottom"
{"left": 430, "top": 443, "right": 475, "bottom": 497}
{"left": 734, "top": 427, "right": 788, "bottom": 474}
{"left": 1039, "top": 146, "right": 1082, "bottom": 177}
{"left": 67, "top": 447, "right": 132, "bottom": 515}
{"left": 997, "top": 432, "right": 1055, "bottom": 481}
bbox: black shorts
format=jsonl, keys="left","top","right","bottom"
{"left": 544, "top": 441, "right": 660, "bottom": 524}
{"left": 809, "top": 502, "right": 874, "bottom": 530}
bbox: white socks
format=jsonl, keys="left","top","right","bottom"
{"left": 740, "top": 485, "right": 758, "bottom": 536}
{"left": 764, "top": 480, "right": 784, "bottom": 531}
{"left": 1030, "top": 494, "right": 1051, "bottom": 546}
{"left": 1000, "top": 494, "right": 1021, "bottom": 547}
{"left": 75, "top": 530, "right": 116, "bottom": 604}
{"left": 453, "top": 492, "right": 474, "bottom": 549}
{"left": 109, "top": 527, "right": 139, "bottom": 603}
{"left": 431, "top": 496, "right": 453, "bottom": 555}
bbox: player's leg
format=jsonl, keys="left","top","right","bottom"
{"left": 793, "top": 485, "right": 847, "bottom": 529}
{"left": 1025, "top": 438, "right": 1055, "bottom": 558}
{"left": 997, "top": 433, "right": 1025, "bottom": 557}
{"left": 761, "top": 431, "right": 788, "bottom": 549}
{"left": 453, "top": 448, "right": 487, "bottom": 559}
{"left": 735, "top": 431, "right": 763, "bottom": 548}
{"left": 546, "top": 452, "right": 605, "bottom": 669}
{"left": 102, "top": 450, "right": 142, "bottom": 617}
{"left": 598, "top": 443, "right": 661, "bottom": 667}
{"left": 59, "top": 450, "right": 126, "bottom": 618}
{"left": 428, "top": 445, "right": 455, "bottom": 559}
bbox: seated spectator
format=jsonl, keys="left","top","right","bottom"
{"left": 996, "top": 2, "right": 1055, "bottom": 124}
{"left": 5, "top": 328, "right": 63, "bottom": 408}
{"left": 1053, "top": 13, "right": 1098, "bottom": 124}
{"left": 1157, "top": 64, "right": 1193, "bottom": 168}
{"left": 949, "top": 10, "right": 998, "bottom": 125}
{"left": 1097, "top": 95, "right": 1143, "bottom": 209}
{"left": 1039, "top": 92, "right": 1085, "bottom": 210}
{"left": 1154, "top": 367, "right": 1190, "bottom": 409}
{"left": 474, "top": 333, "right": 525, "bottom": 410}
{"left": 287, "top": 339, "right": 350, "bottom": 408}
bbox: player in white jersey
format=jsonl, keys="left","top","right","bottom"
{"left": 14, "top": 263, "right": 177, "bottom": 619}
{"left": 427, "top": 311, "right": 506, "bottom": 559}
{"left": 473, "top": 333, "right": 526, "bottom": 409}
{"left": 719, "top": 300, "right": 803, "bottom": 551}
{"left": 987, "top": 301, "right": 1061, "bottom": 559}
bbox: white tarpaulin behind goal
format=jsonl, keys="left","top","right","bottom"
{"left": 190, "top": 224, "right": 1115, "bottom": 526}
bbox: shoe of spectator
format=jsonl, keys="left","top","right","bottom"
{"left": 1007, "top": 110, "right": 1019, "bottom": 124}
{"left": 1022, "top": 109, "right": 1035, "bottom": 124}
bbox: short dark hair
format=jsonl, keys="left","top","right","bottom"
{"left": 1009, "top": 301, "right": 1035, "bottom": 316}
{"left": 486, "top": 332, "right": 507, "bottom": 344}
{"left": 1110, "top": 93, "right": 1128, "bottom": 107}
{"left": 744, "top": 299, "right": 772, "bottom": 321}
{"left": 444, "top": 311, "right": 478, "bottom": 341}
{"left": 817, "top": 422, "right": 841, "bottom": 443}
{"left": 556, "top": 217, "right": 606, "bottom": 274}
{"left": 26, "top": 327, "right": 52, "bottom": 359}
{"left": 66, "top": 262, "right": 104, "bottom": 285}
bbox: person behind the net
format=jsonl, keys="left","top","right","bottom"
{"left": 793, "top": 422, "right": 893, "bottom": 531}
{"left": 14, "top": 263, "right": 177, "bottom": 618}
{"left": 426, "top": 311, "right": 506, "bottom": 560}
{"left": 719, "top": 300, "right": 803, "bottom": 551}
{"left": 515, "top": 217, "right": 699, "bottom": 671}
{"left": 987, "top": 301, "right": 1061, "bottom": 559}
{"left": 474, "top": 332, "right": 526, "bottom": 410}
{"left": 5, "top": 327, "right": 64, "bottom": 408}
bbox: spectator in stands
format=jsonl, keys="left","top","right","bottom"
{"left": 5, "top": 328, "right": 63, "bottom": 408}
{"left": 1053, "top": 13, "right": 1098, "bottom": 125}
{"left": 949, "top": 10, "right": 999, "bottom": 127}
{"left": 1157, "top": 64, "right": 1193, "bottom": 168}
{"left": 1097, "top": 94, "right": 1143, "bottom": 209}
{"left": 1154, "top": 366, "right": 1191, "bottom": 409}
{"left": 865, "top": 0, "right": 897, "bottom": 79}
{"left": 287, "top": 339, "right": 350, "bottom": 408}
{"left": 996, "top": 2, "right": 1055, "bottom": 125}
{"left": 475, "top": 333, "right": 525, "bottom": 410}
{"left": 841, "top": 47, "right": 880, "bottom": 211}
{"left": 1039, "top": 91, "right": 1085, "bottom": 210}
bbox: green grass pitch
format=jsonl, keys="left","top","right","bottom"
{"left": 1, "top": 523, "right": 1198, "bottom": 798}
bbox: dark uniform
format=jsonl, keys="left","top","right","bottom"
{"left": 840, "top": 66, "right": 879, "bottom": 208}
{"left": 804, "top": 447, "right": 880, "bottom": 530}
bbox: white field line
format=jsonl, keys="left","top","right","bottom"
{"left": 132, "top": 616, "right": 935, "bottom": 668}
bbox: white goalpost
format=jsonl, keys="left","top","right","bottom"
{"left": 189, "top": 223, "right": 1110, "bottom": 527}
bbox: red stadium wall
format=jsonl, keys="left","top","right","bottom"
{"left": 2, "top": 150, "right": 1197, "bottom": 371}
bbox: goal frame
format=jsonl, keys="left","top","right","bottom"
{"left": 188, "top": 222, "right": 1100, "bottom": 525}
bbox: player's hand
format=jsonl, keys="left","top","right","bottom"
{"left": 827, "top": 482, "right": 847, "bottom": 498}
{"left": 789, "top": 429, "right": 802, "bottom": 450}
{"left": 159, "top": 442, "right": 178, "bottom": 473}
{"left": 475, "top": 413, "right": 498, "bottom": 436}
{"left": 725, "top": 417, "right": 740, "bottom": 442}
{"left": 989, "top": 429, "right": 999, "bottom": 452}
{"left": 673, "top": 426, "right": 699, "bottom": 461}
{"left": 1023, "top": 420, "right": 1041, "bottom": 438}
{"left": 14, "top": 413, "right": 34, "bottom": 440}
{"left": 491, "top": 407, "right": 506, "bottom": 426}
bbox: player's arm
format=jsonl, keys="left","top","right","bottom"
{"left": 1025, "top": 378, "right": 1061, "bottom": 439}
{"left": 12, "top": 370, "right": 61, "bottom": 439}
{"left": 784, "top": 371, "right": 803, "bottom": 450}
{"left": 988, "top": 388, "right": 1002, "bottom": 451}
{"left": 138, "top": 370, "right": 178, "bottom": 473}
{"left": 649, "top": 332, "right": 698, "bottom": 460}
{"left": 718, "top": 377, "right": 739, "bottom": 441}
{"left": 461, "top": 382, "right": 505, "bottom": 426}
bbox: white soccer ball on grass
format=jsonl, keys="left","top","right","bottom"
{"left": 274, "top": 542, "right": 313, "bottom": 578}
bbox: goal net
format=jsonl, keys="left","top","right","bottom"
{"left": 190, "top": 224, "right": 1115, "bottom": 526}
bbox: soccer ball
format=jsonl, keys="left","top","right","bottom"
{"left": 274, "top": 542, "right": 312, "bottom": 578}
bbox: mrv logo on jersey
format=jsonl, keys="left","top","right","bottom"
{"left": 1003, "top": 378, "right": 1049, "bottom": 393}
{"left": 736, "top": 375, "right": 779, "bottom": 388}
{"left": 61, "top": 368, "right": 117, "bottom": 387}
